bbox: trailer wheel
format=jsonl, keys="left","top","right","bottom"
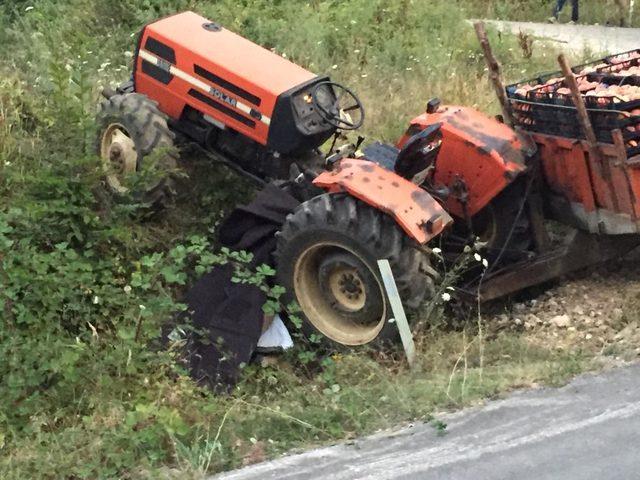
{"left": 96, "top": 93, "right": 177, "bottom": 207}
{"left": 275, "top": 193, "right": 434, "bottom": 347}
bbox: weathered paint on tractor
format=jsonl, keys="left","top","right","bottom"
{"left": 313, "top": 159, "right": 453, "bottom": 244}
{"left": 399, "top": 106, "right": 529, "bottom": 218}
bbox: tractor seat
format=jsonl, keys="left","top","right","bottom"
{"left": 361, "top": 141, "right": 399, "bottom": 171}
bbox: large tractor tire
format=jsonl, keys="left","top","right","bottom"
{"left": 471, "top": 179, "right": 533, "bottom": 263}
{"left": 96, "top": 92, "right": 177, "bottom": 207}
{"left": 275, "top": 192, "right": 435, "bottom": 347}
{"left": 447, "top": 179, "right": 533, "bottom": 265}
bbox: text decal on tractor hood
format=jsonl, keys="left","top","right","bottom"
{"left": 209, "top": 86, "right": 237, "bottom": 108}
{"left": 138, "top": 49, "right": 271, "bottom": 126}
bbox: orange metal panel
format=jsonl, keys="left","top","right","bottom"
{"left": 609, "top": 160, "right": 636, "bottom": 217}
{"left": 150, "top": 11, "right": 315, "bottom": 99}
{"left": 534, "top": 135, "right": 596, "bottom": 212}
{"left": 625, "top": 162, "right": 640, "bottom": 215}
{"left": 313, "top": 159, "right": 453, "bottom": 244}
{"left": 135, "top": 11, "right": 316, "bottom": 146}
{"left": 399, "top": 107, "right": 528, "bottom": 217}
{"left": 532, "top": 132, "right": 638, "bottom": 219}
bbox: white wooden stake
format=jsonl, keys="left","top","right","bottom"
{"left": 377, "top": 259, "right": 418, "bottom": 371}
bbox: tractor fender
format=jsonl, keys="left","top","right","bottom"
{"left": 399, "top": 106, "right": 531, "bottom": 218}
{"left": 313, "top": 159, "right": 452, "bottom": 244}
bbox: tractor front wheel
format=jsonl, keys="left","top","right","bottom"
{"left": 276, "top": 193, "right": 434, "bottom": 347}
{"left": 96, "top": 93, "right": 177, "bottom": 208}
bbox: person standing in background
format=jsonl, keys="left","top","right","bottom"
{"left": 551, "top": 0, "right": 579, "bottom": 22}
{"left": 613, "top": 0, "right": 633, "bottom": 26}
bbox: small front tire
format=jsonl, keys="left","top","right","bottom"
{"left": 96, "top": 92, "right": 177, "bottom": 208}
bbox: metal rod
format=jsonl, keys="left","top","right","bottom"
{"left": 377, "top": 259, "right": 418, "bottom": 371}
{"left": 193, "top": 144, "right": 267, "bottom": 187}
{"left": 474, "top": 21, "right": 515, "bottom": 126}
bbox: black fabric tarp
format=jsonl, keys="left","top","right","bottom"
{"left": 178, "top": 183, "right": 299, "bottom": 392}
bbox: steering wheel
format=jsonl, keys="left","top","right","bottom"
{"left": 311, "top": 81, "right": 365, "bottom": 130}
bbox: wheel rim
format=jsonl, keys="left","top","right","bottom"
{"left": 293, "top": 242, "right": 387, "bottom": 346}
{"left": 326, "top": 266, "right": 366, "bottom": 312}
{"left": 100, "top": 123, "right": 137, "bottom": 193}
{"left": 473, "top": 206, "right": 498, "bottom": 245}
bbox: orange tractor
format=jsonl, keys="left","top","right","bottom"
{"left": 98, "top": 11, "right": 640, "bottom": 347}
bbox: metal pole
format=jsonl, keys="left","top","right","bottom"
{"left": 377, "top": 259, "right": 418, "bottom": 371}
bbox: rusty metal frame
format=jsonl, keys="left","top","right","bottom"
{"left": 477, "top": 230, "right": 640, "bottom": 301}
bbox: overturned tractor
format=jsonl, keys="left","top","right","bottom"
{"left": 97, "top": 11, "right": 640, "bottom": 347}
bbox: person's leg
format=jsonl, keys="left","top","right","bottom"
{"left": 553, "top": 0, "right": 568, "bottom": 18}
{"left": 571, "top": 0, "right": 579, "bottom": 21}
{"left": 615, "top": 0, "right": 629, "bottom": 26}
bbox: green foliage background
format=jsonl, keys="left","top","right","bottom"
{"left": 0, "top": 0, "right": 605, "bottom": 478}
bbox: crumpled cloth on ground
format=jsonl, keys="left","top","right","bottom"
{"left": 177, "top": 183, "right": 299, "bottom": 392}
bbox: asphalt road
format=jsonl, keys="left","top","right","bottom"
{"left": 481, "top": 20, "right": 640, "bottom": 54}
{"left": 213, "top": 363, "right": 640, "bottom": 480}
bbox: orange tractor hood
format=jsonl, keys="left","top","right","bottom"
{"left": 400, "top": 106, "right": 530, "bottom": 217}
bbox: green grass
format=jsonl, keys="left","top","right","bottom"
{"left": 3, "top": 329, "right": 591, "bottom": 479}
{"left": 0, "top": 1, "right": 617, "bottom": 478}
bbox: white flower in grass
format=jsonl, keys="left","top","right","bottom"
{"left": 441, "top": 292, "right": 451, "bottom": 302}
{"left": 25, "top": 6, "right": 34, "bottom": 11}
{"left": 123, "top": 285, "right": 132, "bottom": 294}
{"left": 139, "top": 304, "right": 146, "bottom": 311}
{"left": 482, "top": 258, "right": 489, "bottom": 268}
{"left": 92, "top": 296, "right": 100, "bottom": 305}
{"left": 474, "top": 253, "right": 482, "bottom": 262}
{"left": 431, "top": 247, "right": 442, "bottom": 254}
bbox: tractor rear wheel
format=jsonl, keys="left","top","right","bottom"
{"left": 275, "top": 193, "right": 434, "bottom": 347}
{"left": 96, "top": 93, "right": 177, "bottom": 208}
{"left": 471, "top": 179, "right": 533, "bottom": 263}
{"left": 447, "top": 179, "right": 533, "bottom": 264}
